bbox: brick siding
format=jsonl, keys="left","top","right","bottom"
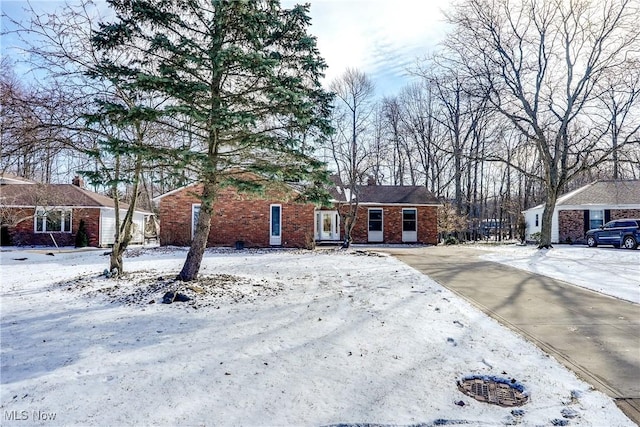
{"left": 75, "top": 209, "right": 101, "bottom": 247}
{"left": 341, "top": 205, "right": 438, "bottom": 245}
{"left": 558, "top": 208, "right": 640, "bottom": 244}
{"left": 558, "top": 210, "right": 585, "bottom": 244}
{"left": 4, "top": 207, "right": 101, "bottom": 247}
{"left": 611, "top": 209, "right": 640, "bottom": 220}
{"left": 158, "top": 184, "right": 315, "bottom": 248}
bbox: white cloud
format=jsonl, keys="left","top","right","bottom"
{"left": 291, "top": 0, "right": 454, "bottom": 96}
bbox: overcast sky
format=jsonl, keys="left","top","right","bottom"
{"left": 1, "top": 0, "right": 453, "bottom": 98}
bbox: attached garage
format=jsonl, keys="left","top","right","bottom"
{"left": 99, "top": 208, "right": 147, "bottom": 246}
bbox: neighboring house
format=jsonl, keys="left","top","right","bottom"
{"left": 1, "top": 175, "right": 152, "bottom": 247}
{"left": 523, "top": 180, "right": 640, "bottom": 244}
{"left": 154, "top": 175, "right": 440, "bottom": 248}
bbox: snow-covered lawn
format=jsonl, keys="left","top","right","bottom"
{"left": 473, "top": 244, "right": 640, "bottom": 304}
{"left": 0, "top": 245, "right": 635, "bottom": 426}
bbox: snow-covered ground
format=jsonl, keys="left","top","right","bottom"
{"left": 473, "top": 244, "right": 639, "bottom": 304}
{"left": 0, "top": 245, "right": 636, "bottom": 426}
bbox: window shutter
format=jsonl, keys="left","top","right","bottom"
{"left": 583, "top": 210, "right": 589, "bottom": 233}
{"left": 604, "top": 210, "right": 611, "bottom": 223}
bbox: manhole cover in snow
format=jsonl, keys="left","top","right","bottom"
{"left": 457, "top": 375, "right": 529, "bottom": 407}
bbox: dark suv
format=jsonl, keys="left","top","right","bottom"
{"left": 585, "top": 219, "right": 640, "bottom": 249}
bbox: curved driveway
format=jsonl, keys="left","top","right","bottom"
{"left": 376, "top": 245, "right": 640, "bottom": 424}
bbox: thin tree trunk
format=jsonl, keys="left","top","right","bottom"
{"left": 109, "top": 153, "right": 143, "bottom": 274}
{"left": 341, "top": 197, "right": 359, "bottom": 248}
{"left": 109, "top": 154, "right": 122, "bottom": 273}
{"left": 109, "top": 243, "right": 124, "bottom": 273}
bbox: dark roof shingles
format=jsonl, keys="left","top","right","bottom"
{"left": 1, "top": 184, "right": 144, "bottom": 212}
{"left": 328, "top": 182, "right": 439, "bottom": 205}
{"left": 356, "top": 185, "right": 438, "bottom": 204}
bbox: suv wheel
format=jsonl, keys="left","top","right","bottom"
{"left": 586, "top": 235, "right": 597, "bottom": 247}
{"left": 622, "top": 235, "right": 638, "bottom": 250}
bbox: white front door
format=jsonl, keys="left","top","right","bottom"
{"left": 270, "top": 204, "right": 282, "bottom": 245}
{"left": 316, "top": 211, "right": 340, "bottom": 241}
{"left": 368, "top": 208, "right": 384, "bottom": 242}
{"left": 402, "top": 208, "right": 417, "bottom": 242}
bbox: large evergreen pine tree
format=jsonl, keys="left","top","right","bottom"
{"left": 93, "top": 0, "right": 333, "bottom": 280}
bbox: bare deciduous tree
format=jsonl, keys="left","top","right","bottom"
{"left": 0, "top": 59, "right": 71, "bottom": 182}
{"left": 328, "top": 68, "right": 376, "bottom": 247}
{"left": 444, "top": 0, "right": 640, "bottom": 247}
{"left": 594, "top": 66, "right": 640, "bottom": 179}
{"left": 397, "top": 82, "right": 453, "bottom": 196}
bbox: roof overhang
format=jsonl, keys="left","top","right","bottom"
{"left": 2, "top": 204, "right": 151, "bottom": 215}
{"left": 152, "top": 182, "right": 200, "bottom": 202}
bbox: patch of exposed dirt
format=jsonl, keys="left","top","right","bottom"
{"left": 60, "top": 271, "right": 285, "bottom": 309}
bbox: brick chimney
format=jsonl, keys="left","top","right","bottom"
{"left": 72, "top": 176, "right": 84, "bottom": 188}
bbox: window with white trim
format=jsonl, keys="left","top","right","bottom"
{"left": 402, "top": 209, "right": 417, "bottom": 232}
{"left": 35, "top": 208, "right": 72, "bottom": 233}
{"left": 368, "top": 209, "right": 383, "bottom": 231}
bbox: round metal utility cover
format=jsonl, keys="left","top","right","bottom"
{"left": 457, "top": 375, "right": 529, "bottom": 407}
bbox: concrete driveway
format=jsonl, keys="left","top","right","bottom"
{"left": 376, "top": 245, "right": 640, "bottom": 424}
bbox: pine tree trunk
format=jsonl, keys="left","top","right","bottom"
{"left": 110, "top": 223, "right": 134, "bottom": 276}
{"left": 178, "top": 182, "right": 216, "bottom": 281}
